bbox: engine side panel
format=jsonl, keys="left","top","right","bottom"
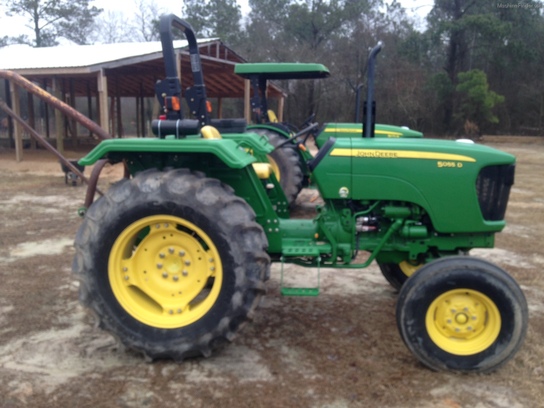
{"left": 311, "top": 137, "right": 515, "bottom": 233}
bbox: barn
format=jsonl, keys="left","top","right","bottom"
{"left": 0, "top": 39, "right": 285, "bottom": 159}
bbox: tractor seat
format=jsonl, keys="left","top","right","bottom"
{"left": 201, "top": 125, "right": 222, "bottom": 139}
{"left": 210, "top": 118, "right": 247, "bottom": 133}
{"left": 267, "top": 110, "right": 279, "bottom": 123}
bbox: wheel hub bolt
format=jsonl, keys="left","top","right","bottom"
{"left": 162, "top": 272, "right": 168, "bottom": 278}
{"left": 157, "top": 263, "right": 163, "bottom": 269}
{"left": 159, "top": 253, "right": 165, "bottom": 259}
{"left": 182, "top": 270, "right": 188, "bottom": 276}
{"left": 185, "top": 260, "right": 191, "bottom": 266}
{"left": 169, "top": 247, "right": 174, "bottom": 254}
{"left": 179, "top": 250, "right": 185, "bottom": 257}
{"left": 173, "top": 276, "right": 179, "bottom": 282}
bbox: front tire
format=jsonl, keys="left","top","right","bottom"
{"left": 73, "top": 169, "right": 270, "bottom": 360}
{"left": 378, "top": 260, "right": 422, "bottom": 290}
{"left": 396, "top": 256, "right": 527, "bottom": 373}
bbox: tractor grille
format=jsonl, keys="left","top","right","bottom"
{"left": 476, "top": 164, "right": 515, "bottom": 221}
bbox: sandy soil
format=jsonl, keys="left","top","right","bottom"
{"left": 0, "top": 140, "right": 543, "bottom": 408}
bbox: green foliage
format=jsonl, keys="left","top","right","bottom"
{"left": 2, "top": 0, "right": 544, "bottom": 135}
{"left": 428, "top": 72, "right": 454, "bottom": 107}
{"left": 0, "top": 34, "right": 30, "bottom": 46}
{"left": 241, "top": 0, "right": 373, "bottom": 125}
{"left": 182, "top": 0, "right": 243, "bottom": 45}
{"left": 3, "top": 0, "right": 102, "bottom": 46}
{"left": 456, "top": 69, "right": 504, "bottom": 128}
{"left": 245, "top": 0, "right": 371, "bottom": 61}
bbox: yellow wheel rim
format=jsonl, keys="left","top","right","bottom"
{"left": 108, "top": 215, "right": 222, "bottom": 329}
{"left": 399, "top": 260, "right": 421, "bottom": 277}
{"left": 426, "top": 289, "right": 501, "bottom": 355}
{"left": 266, "top": 154, "right": 281, "bottom": 182}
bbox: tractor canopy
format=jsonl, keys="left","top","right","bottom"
{"left": 234, "top": 63, "right": 330, "bottom": 80}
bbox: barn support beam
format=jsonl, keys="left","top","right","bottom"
{"left": 9, "top": 82, "right": 23, "bottom": 161}
{"left": 87, "top": 80, "right": 93, "bottom": 139}
{"left": 52, "top": 77, "right": 64, "bottom": 154}
{"left": 244, "top": 79, "right": 251, "bottom": 123}
{"left": 27, "top": 92, "right": 36, "bottom": 149}
{"left": 97, "top": 69, "right": 109, "bottom": 134}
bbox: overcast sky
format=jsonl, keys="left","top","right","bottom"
{"left": 0, "top": 0, "right": 431, "bottom": 42}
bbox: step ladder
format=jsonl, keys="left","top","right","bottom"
{"left": 280, "top": 246, "right": 321, "bottom": 296}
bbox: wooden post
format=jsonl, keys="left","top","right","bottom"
{"left": 97, "top": 69, "right": 109, "bottom": 134}
{"left": 4, "top": 79, "right": 14, "bottom": 147}
{"left": 87, "top": 80, "right": 93, "bottom": 139}
{"left": 278, "top": 95, "right": 285, "bottom": 122}
{"left": 9, "top": 82, "right": 23, "bottom": 161}
{"left": 42, "top": 79, "right": 50, "bottom": 139}
{"left": 27, "top": 93, "right": 36, "bottom": 149}
{"left": 136, "top": 94, "right": 140, "bottom": 138}
{"left": 139, "top": 82, "right": 145, "bottom": 137}
{"left": 244, "top": 79, "right": 251, "bottom": 123}
{"left": 52, "top": 77, "right": 64, "bottom": 154}
{"left": 175, "top": 50, "right": 182, "bottom": 80}
{"left": 110, "top": 95, "right": 116, "bottom": 137}
{"left": 115, "top": 80, "right": 123, "bottom": 137}
{"left": 69, "top": 78, "right": 77, "bottom": 145}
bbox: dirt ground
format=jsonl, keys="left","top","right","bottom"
{"left": 0, "top": 138, "right": 543, "bottom": 408}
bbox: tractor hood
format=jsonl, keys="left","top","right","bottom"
{"left": 316, "top": 122, "right": 423, "bottom": 147}
{"left": 311, "top": 136, "right": 515, "bottom": 234}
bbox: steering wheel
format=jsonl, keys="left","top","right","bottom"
{"left": 271, "top": 122, "right": 320, "bottom": 151}
{"left": 300, "top": 113, "right": 316, "bottom": 129}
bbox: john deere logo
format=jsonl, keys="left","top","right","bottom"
{"left": 339, "top": 187, "right": 349, "bottom": 198}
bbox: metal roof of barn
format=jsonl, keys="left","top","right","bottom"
{"left": 0, "top": 39, "right": 284, "bottom": 99}
{"left": 0, "top": 40, "right": 202, "bottom": 70}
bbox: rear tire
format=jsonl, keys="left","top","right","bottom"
{"left": 73, "top": 169, "right": 270, "bottom": 360}
{"left": 396, "top": 256, "right": 527, "bottom": 373}
{"left": 251, "top": 128, "right": 304, "bottom": 205}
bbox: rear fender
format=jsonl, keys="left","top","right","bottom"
{"left": 79, "top": 137, "right": 256, "bottom": 169}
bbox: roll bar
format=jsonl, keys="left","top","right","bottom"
{"left": 155, "top": 14, "right": 209, "bottom": 126}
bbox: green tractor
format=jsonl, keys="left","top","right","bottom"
{"left": 73, "top": 15, "right": 527, "bottom": 373}
{"left": 234, "top": 47, "right": 423, "bottom": 204}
